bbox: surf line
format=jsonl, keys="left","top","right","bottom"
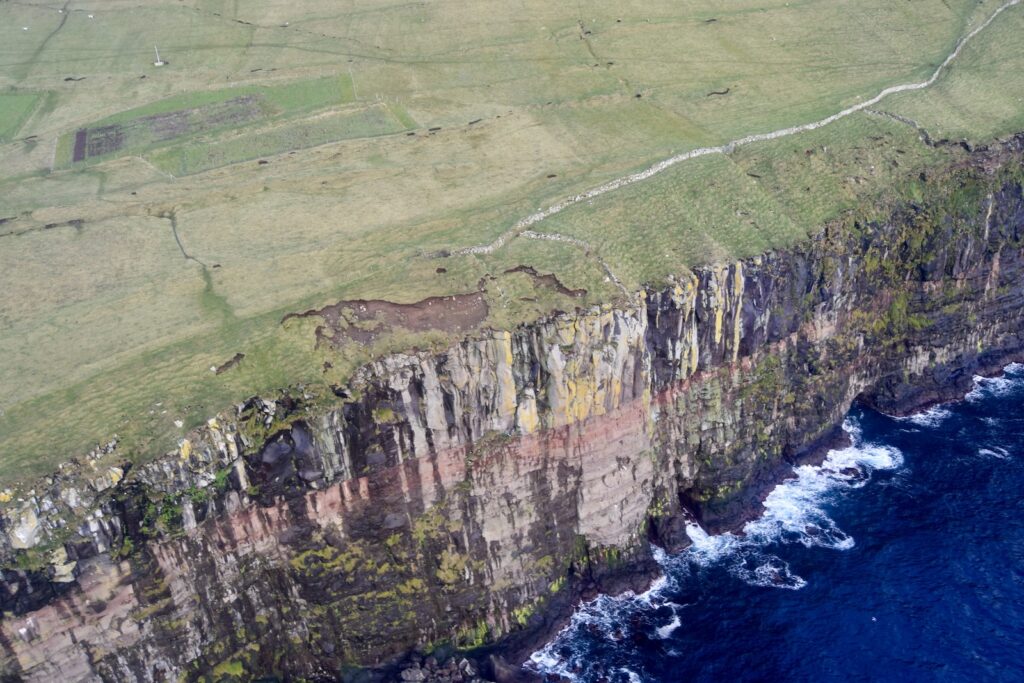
{"left": 454, "top": 0, "right": 1022, "bottom": 258}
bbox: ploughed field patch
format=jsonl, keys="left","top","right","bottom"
{"left": 58, "top": 75, "right": 362, "bottom": 171}
{"left": 283, "top": 294, "right": 489, "bottom": 347}
{"left": 71, "top": 95, "right": 264, "bottom": 163}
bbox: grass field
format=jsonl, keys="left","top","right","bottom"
{"left": 148, "top": 102, "right": 405, "bottom": 176}
{"left": 0, "top": 92, "right": 42, "bottom": 141}
{"left": 884, "top": 7, "right": 1024, "bottom": 145}
{"left": 0, "top": 0, "right": 1022, "bottom": 485}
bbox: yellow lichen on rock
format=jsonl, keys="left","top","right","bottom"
{"left": 50, "top": 547, "right": 77, "bottom": 583}
{"left": 732, "top": 262, "right": 745, "bottom": 363}
{"left": 515, "top": 390, "right": 540, "bottom": 434}
{"left": 108, "top": 466, "right": 123, "bottom": 486}
{"left": 555, "top": 318, "right": 577, "bottom": 347}
{"left": 495, "top": 332, "right": 518, "bottom": 422}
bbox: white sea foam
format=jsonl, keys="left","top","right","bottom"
{"left": 527, "top": 649, "right": 566, "bottom": 677}
{"left": 967, "top": 374, "right": 1017, "bottom": 402}
{"left": 654, "top": 614, "right": 681, "bottom": 639}
{"left": 677, "top": 420, "right": 902, "bottom": 594}
{"left": 642, "top": 573, "right": 669, "bottom": 599}
{"left": 620, "top": 668, "right": 643, "bottom": 683}
{"left": 978, "top": 446, "right": 1010, "bottom": 459}
{"left": 897, "top": 406, "right": 953, "bottom": 428}
{"left": 750, "top": 556, "right": 806, "bottom": 590}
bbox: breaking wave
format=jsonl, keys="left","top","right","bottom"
{"left": 966, "top": 362, "right": 1024, "bottom": 402}
{"left": 896, "top": 405, "right": 953, "bottom": 427}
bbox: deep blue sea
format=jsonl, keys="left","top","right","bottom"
{"left": 530, "top": 363, "right": 1024, "bottom": 682}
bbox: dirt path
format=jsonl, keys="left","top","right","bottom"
{"left": 454, "top": 0, "right": 1021, "bottom": 261}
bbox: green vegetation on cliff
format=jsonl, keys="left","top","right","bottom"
{"left": 1, "top": 0, "right": 1023, "bottom": 483}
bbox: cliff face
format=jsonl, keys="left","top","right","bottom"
{"left": 2, "top": 138, "right": 1024, "bottom": 681}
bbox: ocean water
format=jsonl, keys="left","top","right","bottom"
{"left": 530, "top": 363, "right": 1024, "bottom": 682}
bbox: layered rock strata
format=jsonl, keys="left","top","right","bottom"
{"left": 2, "top": 137, "right": 1024, "bottom": 681}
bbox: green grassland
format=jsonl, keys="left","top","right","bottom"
{"left": 148, "top": 102, "right": 405, "bottom": 176}
{"left": 0, "top": 92, "right": 43, "bottom": 141}
{"left": 0, "top": 0, "right": 1022, "bottom": 484}
{"left": 884, "top": 8, "right": 1024, "bottom": 144}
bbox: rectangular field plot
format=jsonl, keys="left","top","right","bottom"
{"left": 71, "top": 95, "right": 265, "bottom": 162}
{"left": 60, "top": 75, "right": 353, "bottom": 166}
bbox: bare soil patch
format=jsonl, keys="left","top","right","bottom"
{"left": 214, "top": 352, "right": 245, "bottom": 375}
{"left": 503, "top": 265, "right": 587, "bottom": 298}
{"left": 282, "top": 293, "right": 489, "bottom": 346}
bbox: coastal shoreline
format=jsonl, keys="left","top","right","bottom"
{"left": 485, "top": 356, "right": 1024, "bottom": 683}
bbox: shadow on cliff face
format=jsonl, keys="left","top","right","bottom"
{"left": 680, "top": 424, "right": 853, "bottom": 535}
{"left": 250, "top": 422, "right": 321, "bottom": 499}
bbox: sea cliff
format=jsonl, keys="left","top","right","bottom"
{"left": 2, "top": 136, "right": 1024, "bottom": 682}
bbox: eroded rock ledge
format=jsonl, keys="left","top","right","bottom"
{"left": 2, "top": 136, "right": 1024, "bottom": 682}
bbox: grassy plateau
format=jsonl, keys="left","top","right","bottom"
{"left": 0, "top": 0, "right": 1022, "bottom": 484}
